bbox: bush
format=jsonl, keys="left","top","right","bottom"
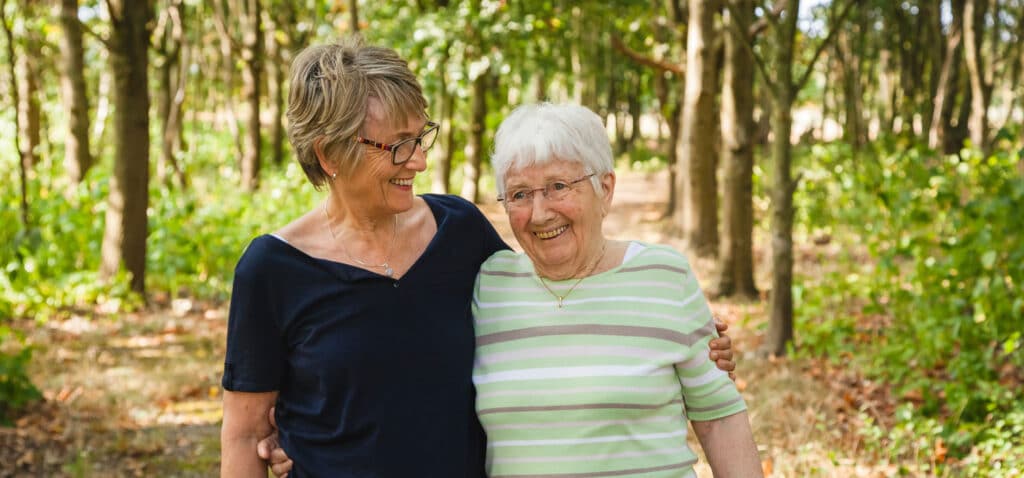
{"left": 0, "top": 327, "right": 41, "bottom": 424}
{"left": 794, "top": 138, "right": 1024, "bottom": 474}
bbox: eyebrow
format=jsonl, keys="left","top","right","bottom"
{"left": 392, "top": 121, "right": 431, "bottom": 141}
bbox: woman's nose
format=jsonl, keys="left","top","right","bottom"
{"left": 403, "top": 144, "right": 428, "bottom": 171}
{"left": 529, "top": 194, "right": 556, "bottom": 223}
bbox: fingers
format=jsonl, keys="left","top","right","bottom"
{"left": 256, "top": 432, "right": 279, "bottom": 460}
{"left": 728, "top": 371, "right": 736, "bottom": 382}
{"left": 714, "top": 318, "right": 729, "bottom": 334}
{"left": 709, "top": 334, "right": 732, "bottom": 351}
{"left": 710, "top": 346, "right": 733, "bottom": 362}
{"left": 269, "top": 448, "right": 293, "bottom": 477}
{"left": 715, "top": 357, "right": 736, "bottom": 372}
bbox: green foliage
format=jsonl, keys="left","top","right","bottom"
{"left": 0, "top": 128, "right": 320, "bottom": 318}
{"left": 0, "top": 327, "right": 41, "bottom": 424}
{"left": 793, "top": 138, "right": 1024, "bottom": 474}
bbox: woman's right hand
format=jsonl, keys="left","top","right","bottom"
{"left": 256, "top": 407, "right": 293, "bottom": 477}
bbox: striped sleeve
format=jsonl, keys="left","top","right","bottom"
{"left": 658, "top": 247, "right": 747, "bottom": 421}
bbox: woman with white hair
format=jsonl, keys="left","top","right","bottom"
{"left": 233, "top": 38, "right": 741, "bottom": 477}
{"left": 472, "top": 102, "right": 762, "bottom": 477}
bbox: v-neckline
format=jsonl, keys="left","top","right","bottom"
{"left": 269, "top": 195, "right": 445, "bottom": 281}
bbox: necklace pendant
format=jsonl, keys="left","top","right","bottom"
{"left": 556, "top": 296, "right": 564, "bottom": 308}
{"left": 383, "top": 264, "right": 394, "bottom": 277}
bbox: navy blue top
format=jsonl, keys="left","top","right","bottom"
{"left": 223, "top": 194, "right": 509, "bottom": 477}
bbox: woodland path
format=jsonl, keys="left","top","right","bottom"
{"left": 1, "top": 170, "right": 894, "bottom": 477}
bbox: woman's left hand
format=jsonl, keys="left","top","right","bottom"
{"left": 709, "top": 319, "right": 736, "bottom": 381}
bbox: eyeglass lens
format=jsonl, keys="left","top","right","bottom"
{"left": 393, "top": 126, "right": 439, "bottom": 164}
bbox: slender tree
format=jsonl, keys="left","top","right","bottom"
{"left": 963, "top": 0, "right": 994, "bottom": 151}
{"left": 14, "top": 0, "right": 41, "bottom": 170}
{"left": 460, "top": 0, "right": 488, "bottom": 203}
{"left": 714, "top": 0, "right": 758, "bottom": 299}
{"left": 929, "top": 0, "right": 966, "bottom": 152}
{"left": 726, "top": 0, "right": 857, "bottom": 355}
{"left": 431, "top": 40, "right": 454, "bottom": 194}
{"left": 676, "top": 0, "right": 720, "bottom": 258}
{"left": 347, "top": 0, "right": 359, "bottom": 33}
{"left": 236, "top": 0, "right": 264, "bottom": 190}
{"left": 99, "top": 0, "right": 155, "bottom": 295}
{"left": 0, "top": 0, "right": 28, "bottom": 228}
{"left": 153, "top": 0, "right": 188, "bottom": 188}
{"left": 59, "top": 0, "right": 93, "bottom": 185}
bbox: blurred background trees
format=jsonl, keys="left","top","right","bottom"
{"left": 0, "top": 0, "right": 1022, "bottom": 473}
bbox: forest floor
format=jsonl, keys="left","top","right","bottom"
{"left": 1, "top": 170, "right": 914, "bottom": 477}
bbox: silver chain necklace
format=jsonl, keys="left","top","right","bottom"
{"left": 323, "top": 201, "right": 399, "bottom": 277}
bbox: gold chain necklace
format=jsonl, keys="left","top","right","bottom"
{"left": 537, "top": 243, "right": 607, "bottom": 309}
{"left": 323, "top": 201, "right": 399, "bottom": 277}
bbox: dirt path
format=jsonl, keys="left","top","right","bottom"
{"left": 3, "top": 171, "right": 892, "bottom": 477}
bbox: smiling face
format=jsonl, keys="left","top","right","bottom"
{"left": 504, "top": 158, "right": 615, "bottom": 279}
{"left": 325, "top": 98, "right": 428, "bottom": 216}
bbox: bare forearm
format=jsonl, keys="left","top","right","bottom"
{"left": 692, "top": 410, "right": 763, "bottom": 477}
{"left": 220, "top": 390, "right": 278, "bottom": 478}
{"left": 221, "top": 436, "right": 270, "bottom": 478}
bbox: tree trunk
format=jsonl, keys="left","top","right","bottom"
{"left": 836, "top": 24, "right": 864, "bottom": 148}
{"left": 265, "top": 9, "right": 285, "bottom": 166}
{"left": 238, "top": 0, "right": 264, "bottom": 191}
{"left": 715, "top": 0, "right": 758, "bottom": 299}
{"left": 627, "top": 72, "right": 642, "bottom": 150}
{"left": 59, "top": 0, "right": 92, "bottom": 185}
{"left": 347, "top": 0, "right": 359, "bottom": 33}
{"left": 155, "top": 0, "right": 187, "bottom": 189}
{"left": 676, "top": 0, "right": 719, "bottom": 258}
{"left": 100, "top": 0, "right": 154, "bottom": 296}
{"left": 877, "top": 48, "right": 895, "bottom": 136}
{"left": 0, "top": 0, "right": 28, "bottom": 227}
{"left": 461, "top": 73, "right": 487, "bottom": 204}
{"left": 665, "top": 100, "right": 682, "bottom": 218}
{"left": 92, "top": 51, "right": 112, "bottom": 148}
{"left": 929, "top": 0, "right": 965, "bottom": 151}
{"left": 963, "top": 0, "right": 992, "bottom": 151}
{"left": 213, "top": 2, "right": 243, "bottom": 160}
{"left": 15, "top": 42, "right": 41, "bottom": 170}
{"left": 431, "top": 43, "right": 453, "bottom": 194}
{"left": 764, "top": 1, "right": 799, "bottom": 357}
{"left": 919, "top": 0, "right": 943, "bottom": 138}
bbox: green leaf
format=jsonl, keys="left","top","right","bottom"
{"left": 981, "top": 251, "right": 997, "bottom": 269}
{"left": 1004, "top": 332, "right": 1021, "bottom": 355}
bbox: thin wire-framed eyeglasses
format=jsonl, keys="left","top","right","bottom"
{"left": 497, "top": 174, "right": 596, "bottom": 209}
{"left": 354, "top": 121, "right": 440, "bottom": 165}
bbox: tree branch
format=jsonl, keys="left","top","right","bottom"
{"left": 794, "top": 0, "right": 858, "bottom": 91}
{"left": 610, "top": 35, "right": 685, "bottom": 75}
{"left": 751, "top": 0, "right": 787, "bottom": 32}
{"left": 723, "top": 1, "right": 777, "bottom": 94}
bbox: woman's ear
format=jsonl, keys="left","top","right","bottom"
{"left": 314, "top": 137, "right": 335, "bottom": 178}
{"left": 599, "top": 172, "right": 616, "bottom": 216}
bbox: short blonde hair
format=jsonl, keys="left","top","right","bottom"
{"left": 491, "top": 103, "right": 613, "bottom": 197}
{"left": 287, "top": 37, "right": 428, "bottom": 188}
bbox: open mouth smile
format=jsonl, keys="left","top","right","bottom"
{"left": 390, "top": 178, "right": 414, "bottom": 186}
{"left": 534, "top": 225, "right": 568, "bottom": 240}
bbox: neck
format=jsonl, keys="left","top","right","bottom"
{"left": 325, "top": 192, "right": 395, "bottom": 237}
{"left": 535, "top": 239, "right": 608, "bottom": 281}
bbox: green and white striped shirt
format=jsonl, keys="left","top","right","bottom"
{"left": 472, "top": 242, "right": 746, "bottom": 478}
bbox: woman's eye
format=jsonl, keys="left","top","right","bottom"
{"left": 510, "top": 191, "right": 527, "bottom": 201}
{"left": 550, "top": 182, "right": 569, "bottom": 191}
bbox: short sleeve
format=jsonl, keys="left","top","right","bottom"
{"left": 477, "top": 213, "right": 510, "bottom": 260}
{"left": 222, "top": 237, "right": 286, "bottom": 392}
{"left": 671, "top": 253, "right": 746, "bottom": 421}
